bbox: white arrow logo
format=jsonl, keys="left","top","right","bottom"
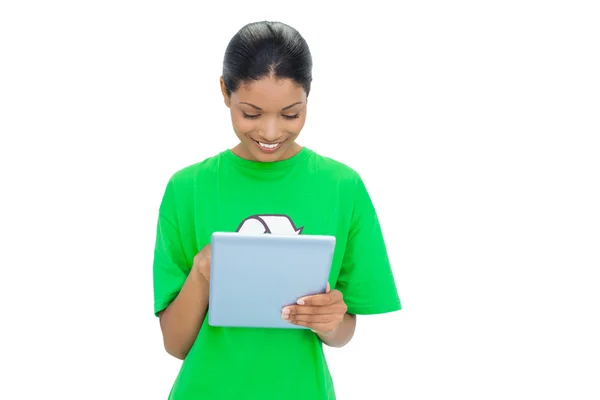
{"left": 236, "top": 214, "right": 303, "bottom": 235}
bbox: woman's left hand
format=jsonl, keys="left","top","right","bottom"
{"left": 281, "top": 284, "right": 348, "bottom": 336}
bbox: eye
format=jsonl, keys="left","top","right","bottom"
{"left": 282, "top": 114, "right": 300, "bottom": 120}
{"left": 242, "top": 112, "right": 260, "bottom": 119}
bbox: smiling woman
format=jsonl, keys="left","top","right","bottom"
{"left": 152, "top": 20, "right": 401, "bottom": 400}
{"left": 219, "top": 21, "right": 312, "bottom": 162}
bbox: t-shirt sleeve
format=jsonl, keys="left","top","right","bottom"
{"left": 336, "top": 174, "right": 402, "bottom": 315}
{"left": 152, "top": 178, "right": 190, "bottom": 316}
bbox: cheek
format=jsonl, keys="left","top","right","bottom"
{"left": 288, "top": 115, "right": 307, "bottom": 133}
{"left": 231, "top": 113, "right": 255, "bottom": 134}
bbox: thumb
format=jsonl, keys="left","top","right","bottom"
{"left": 326, "top": 282, "right": 330, "bottom": 293}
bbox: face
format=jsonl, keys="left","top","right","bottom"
{"left": 221, "top": 75, "right": 307, "bottom": 162}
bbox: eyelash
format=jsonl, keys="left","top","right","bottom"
{"left": 242, "top": 112, "right": 300, "bottom": 120}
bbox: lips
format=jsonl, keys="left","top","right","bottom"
{"left": 259, "top": 142, "right": 279, "bottom": 149}
{"left": 254, "top": 139, "right": 283, "bottom": 152}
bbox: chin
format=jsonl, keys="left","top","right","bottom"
{"left": 251, "top": 149, "right": 284, "bottom": 163}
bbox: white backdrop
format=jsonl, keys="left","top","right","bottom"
{"left": 1, "top": 1, "right": 599, "bottom": 399}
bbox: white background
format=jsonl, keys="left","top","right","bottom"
{"left": 1, "top": 1, "right": 599, "bottom": 399}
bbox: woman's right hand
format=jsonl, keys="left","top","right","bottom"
{"left": 160, "top": 244, "right": 211, "bottom": 360}
{"left": 192, "top": 244, "right": 211, "bottom": 282}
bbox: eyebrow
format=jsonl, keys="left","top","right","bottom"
{"left": 239, "top": 101, "right": 303, "bottom": 111}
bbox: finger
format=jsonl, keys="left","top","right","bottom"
{"left": 288, "top": 314, "right": 336, "bottom": 324}
{"left": 297, "top": 282, "right": 332, "bottom": 305}
{"left": 299, "top": 289, "right": 343, "bottom": 306}
{"left": 284, "top": 302, "right": 348, "bottom": 316}
{"left": 297, "top": 289, "right": 337, "bottom": 306}
{"left": 203, "top": 256, "right": 211, "bottom": 281}
{"left": 282, "top": 304, "right": 343, "bottom": 318}
{"left": 296, "top": 294, "right": 331, "bottom": 306}
{"left": 282, "top": 305, "right": 329, "bottom": 316}
{"left": 289, "top": 321, "right": 332, "bottom": 333}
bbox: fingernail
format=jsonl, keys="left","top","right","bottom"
{"left": 297, "top": 299, "right": 305, "bottom": 305}
{"left": 281, "top": 312, "right": 289, "bottom": 320}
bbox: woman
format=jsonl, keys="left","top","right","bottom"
{"left": 153, "top": 21, "right": 401, "bottom": 400}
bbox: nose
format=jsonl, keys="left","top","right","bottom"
{"left": 258, "top": 118, "right": 282, "bottom": 142}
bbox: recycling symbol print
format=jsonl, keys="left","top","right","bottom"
{"left": 235, "top": 214, "right": 304, "bottom": 235}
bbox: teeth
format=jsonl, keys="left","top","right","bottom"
{"left": 259, "top": 142, "right": 279, "bottom": 149}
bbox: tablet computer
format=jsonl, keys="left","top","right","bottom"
{"left": 208, "top": 232, "right": 336, "bottom": 329}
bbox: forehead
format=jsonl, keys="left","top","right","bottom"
{"left": 233, "top": 77, "right": 306, "bottom": 109}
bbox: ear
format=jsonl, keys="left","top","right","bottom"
{"left": 220, "top": 77, "right": 231, "bottom": 108}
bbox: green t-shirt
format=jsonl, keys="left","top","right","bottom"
{"left": 153, "top": 147, "right": 401, "bottom": 400}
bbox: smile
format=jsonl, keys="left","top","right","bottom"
{"left": 254, "top": 140, "right": 283, "bottom": 152}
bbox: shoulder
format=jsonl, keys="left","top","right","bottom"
{"left": 167, "top": 152, "right": 224, "bottom": 189}
{"left": 309, "top": 149, "right": 363, "bottom": 186}
{"left": 308, "top": 150, "right": 376, "bottom": 211}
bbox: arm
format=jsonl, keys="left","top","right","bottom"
{"left": 158, "top": 246, "right": 211, "bottom": 360}
{"left": 316, "top": 313, "right": 356, "bottom": 348}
